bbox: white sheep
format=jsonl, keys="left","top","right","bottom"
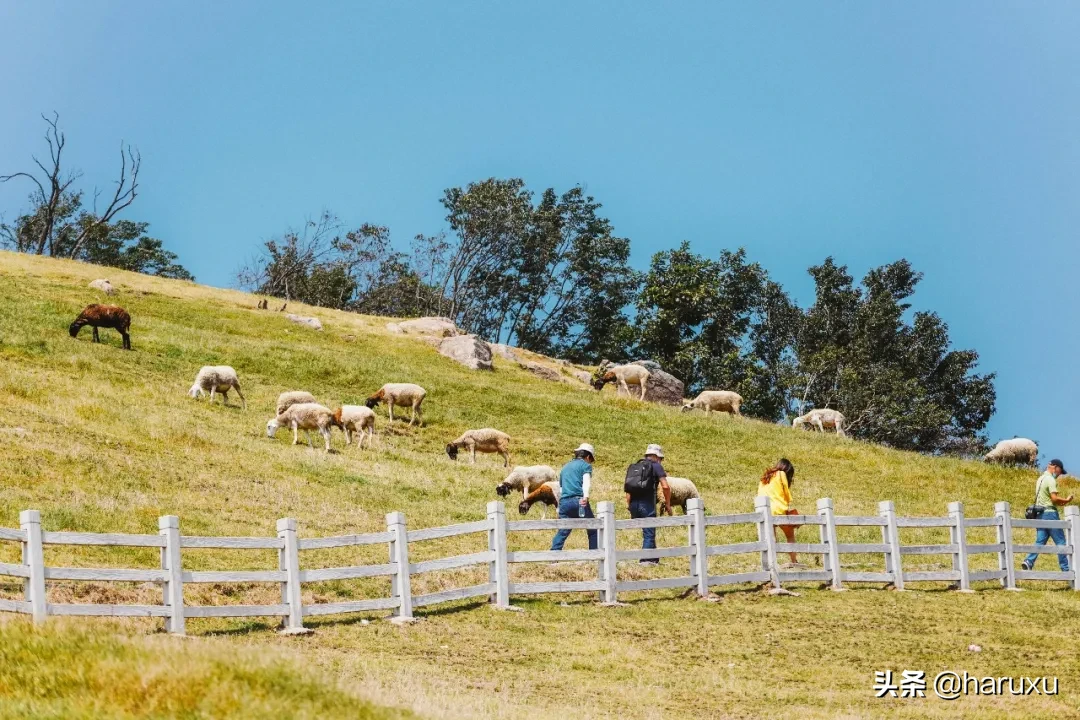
{"left": 984, "top": 438, "right": 1038, "bottom": 466}
{"left": 446, "top": 428, "right": 512, "bottom": 466}
{"left": 332, "top": 405, "right": 376, "bottom": 448}
{"left": 593, "top": 364, "right": 650, "bottom": 400}
{"left": 88, "top": 279, "right": 115, "bottom": 296}
{"left": 792, "top": 408, "right": 846, "bottom": 436}
{"left": 276, "top": 390, "right": 316, "bottom": 416}
{"left": 188, "top": 366, "right": 246, "bottom": 409}
{"left": 266, "top": 402, "right": 334, "bottom": 452}
{"left": 681, "top": 390, "right": 742, "bottom": 417}
{"left": 657, "top": 477, "right": 701, "bottom": 515}
{"left": 517, "top": 481, "right": 560, "bottom": 519}
{"left": 365, "top": 383, "right": 426, "bottom": 426}
{"left": 496, "top": 465, "right": 557, "bottom": 501}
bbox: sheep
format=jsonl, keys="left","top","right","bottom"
{"left": 657, "top": 477, "right": 702, "bottom": 515}
{"left": 365, "top": 383, "right": 426, "bottom": 426}
{"left": 188, "top": 366, "right": 246, "bottom": 409}
{"left": 592, "top": 364, "right": 650, "bottom": 400}
{"left": 984, "top": 438, "right": 1038, "bottom": 466}
{"left": 277, "top": 390, "right": 316, "bottom": 416}
{"left": 88, "top": 279, "right": 115, "bottom": 296}
{"left": 792, "top": 408, "right": 846, "bottom": 437}
{"left": 681, "top": 390, "right": 742, "bottom": 417}
{"left": 266, "top": 402, "right": 334, "bottom": 452}
{"left": 496, "top": 465, "right": 557, "bottom": 501}
{"left": 446, "top": 428, "right": 512, "bottom": 466}
{"left": 69, "top": 304, "right": 131, "bottom": 350}
{"left": 332, "top": 405, "right": 376, "bottom": 448}
{"left": 518, "top": 481, "right": 560, "bottom": 519}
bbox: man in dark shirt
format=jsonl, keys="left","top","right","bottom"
{"left": 625, "top": 444, "right": 672, "bottom": 564}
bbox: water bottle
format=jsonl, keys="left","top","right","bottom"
{"left": 579, "top": 500, "right": 588, "bottom": 519}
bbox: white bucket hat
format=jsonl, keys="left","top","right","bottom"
{"left": 575, "top": 443, "right": 596, "bottom": 459}
{"left": 645, "top": 444, "right": 664, "bottom": 458}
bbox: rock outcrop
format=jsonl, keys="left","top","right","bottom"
{"left": 285, "top": 314, "right": 323, "bottom": 331}
{"left": 630, "top": 360, "right": 683, "bottom": 406}
{"left": 387, "top": 317, "right": 459, "bottom": 337}
{"left": 439, "top": 335, "right": 493, "bottom": 370}
{"left": 518, "top": 360, "right": 561, "bottom": 382}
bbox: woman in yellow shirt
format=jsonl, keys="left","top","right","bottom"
{"left": 758, "top": 458, "right": 800, "bottom": 564}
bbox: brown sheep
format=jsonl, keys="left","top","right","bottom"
{"left": 517, "top": 481, "right": 560, "bottom": 519}
{"left": 69, "top": 304, "right": 131, "bottom": 350}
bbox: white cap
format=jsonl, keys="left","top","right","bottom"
{"left": 645, "top": 444, "right": 664, "bottom": 458}
{"left": 575, "top": 443, "right": 596, "bottom": 459}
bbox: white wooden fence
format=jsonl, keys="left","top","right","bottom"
{"left": 0, "top": 498, "right": 1077, "bottom": 635}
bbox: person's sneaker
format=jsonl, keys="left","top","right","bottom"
{"left": 1020, "top": 561, "right": 1032, "bottom": 571}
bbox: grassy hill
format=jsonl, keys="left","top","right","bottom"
{"left": 0, "top": 250, "right": 1077, "bottom": 719}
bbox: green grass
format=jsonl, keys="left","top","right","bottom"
{"left": 0, "top": 250, "right": 1077, "bottom": 719}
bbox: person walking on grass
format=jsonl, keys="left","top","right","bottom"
{"left": 758, "top": 458, "right": 802, "bottom": 567}
{"left": 624, "top": 444, "right": 672, "bottom": 565}
{"left": 1021, "top": 458, "right": 1073, "bottom": 572}
{"left": 550, "top": 443, "right": 598, "bottom": 552}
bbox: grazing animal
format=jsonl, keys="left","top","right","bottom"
{"left": 681, "top": 390, "right": 742, "bottom": 417}
{"left": 278, "top": 303, "right": 287, "bottom": 312}
{"left": 792, "top": 408, "right": 846, "bottom": 437}
{"left": 69, "top": 304, "right": 131, "bottom": 350}
{"left": 984, "top": 438, "right": 1038, "bottom": 466}
{"left": 592, "top": 364, "right": 650, "bottom": 400}
{"left": 276, "top": 390, "right": 316, "bottom": 416}
{"left": 257, "top": 299, "right": 268, "bottom": 309}
{"left": 657, "top": 477, "right": 701, "bottom": 515}
{"left": 266, "top": 402, "right": 335, "bottom": 452}
{"left": 446, "top": 428, "right": 512, "bottom": 466}
{"left": 332, "top": 405, "right": 376, "bottom": 448}
{"left": 188, "top": 366, "right": 246, "bottom": 409}
{"left": 88, "top": 279, "right": 115, "bottom": 296}
{"left": 518, "top": 481, "right": 560, "bottom": 519}
{"left": 365, "top": 383, "right": 426, "bottom": 426}
{"left": 496, "top": 465, "right": 557, "bottom": 500}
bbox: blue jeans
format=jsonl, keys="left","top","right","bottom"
{"left": 1024, "top": 509, "right": 1070, "bottom": 571}
{"left": 550, "top": 497, "right": 597, "bottom": 551}
{"left": 629, "top": 497, "right": 657, "bottom": 551}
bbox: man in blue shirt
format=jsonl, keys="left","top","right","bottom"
{"left": 550, "top": 443, "right": 598, "bottom": 551}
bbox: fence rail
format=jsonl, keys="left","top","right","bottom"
{"left": 0, "top": 499, "right": 1077, "bottom": 635}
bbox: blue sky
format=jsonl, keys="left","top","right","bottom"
{"left": 2, "top": 2, "right": 1077, "bottom": 463}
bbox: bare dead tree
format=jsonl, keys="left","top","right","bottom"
{"left": 0, "top": 112, "right": 80, "bottom": 255}
{"left": 66, "top": 143, "right": 141, "bottom": 259}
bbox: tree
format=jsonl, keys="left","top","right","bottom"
{"left": 792, "top": 258, "right": 995, "bottom": 452}
{"left": 636, "top": 243, "right": 799, "bottom": 420}
{"left": 1, "top": 113, "right": 191, "bottom": 279}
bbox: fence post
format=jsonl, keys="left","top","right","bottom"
{"left": 817, "top": 498, "right": 844, "bottom": 591}
{"left": 20, "top": 510, "right": 46, "bottom": 625}
{"left": 994, "top": 501, "right": 1018, "bottom": 591}
{"left": 486, "top": 501, "right": 512, "bottom": 609}
{"left": 754, "top": 496, "right": 780, "bottom": 589}
{"left": 1066, "top": 506, "right": 1080, "bottom": 592}
{"left": 277, "top": 518, "right": 309, "bottom": 634}
{"left": 597, "top": 501, "right": 619, "bottom": 605}
{"left": 386, "top": 511, "right": 413, "bottom": 622}
{"left": 878, "top": 501, "right": 904, "bottom": 591}
{"left": 687, "top": 497, "right": 708, "bottom": 597}
{"left": 948, "top": 501, "right": 972, "bottom": 592}
{"left": 158, "top": 515, "right": 185, "bottom": 635}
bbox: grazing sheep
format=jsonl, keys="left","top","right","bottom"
{"left": 496, "top": 465, "right": 557, "bottom": 500}
{"left": 257, "top": 299, "right": 268, "bottom": 309}
{"left": 446, "top": 428, "right": 511, "bottom": 466}
{"left": 681, "top": 390, "right": 743, "bottom": 417}
{"left": 984, "top": 438, "right": 1038, "bottom": 466}
{"left": 332, "top": 405, "right": 376, "bottom": 448}
{"left": 266, "top": 402, "right": 334, "bottom": 452}
{"left": 88, "top": 279, "right": 115, "bottom": 296}
{"left": 792, "top": 408, "right": 846, "bottom": 437}
{"left": 69, "top": 304, "right": 131, "bottom": 350}
{"left": 276, "top": 390, "right": 316, "bottom": 416}
{"left": 518, "top": 481, "right": 560, "bottom": 519}
{"left": 188, "top": 366, "right": 246, "bottom": 409}
{"left": 365, "top": 383, "right": 426, "bottom": 426}
{"left": 657, "top": 477, "right": 701, "bottom": 515}
{"left": 592, "top": 364, "right": 650, "bottom": 400}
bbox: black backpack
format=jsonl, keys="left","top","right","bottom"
{"left": 624, "top": 459, "right": 657, "bottom": 496}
